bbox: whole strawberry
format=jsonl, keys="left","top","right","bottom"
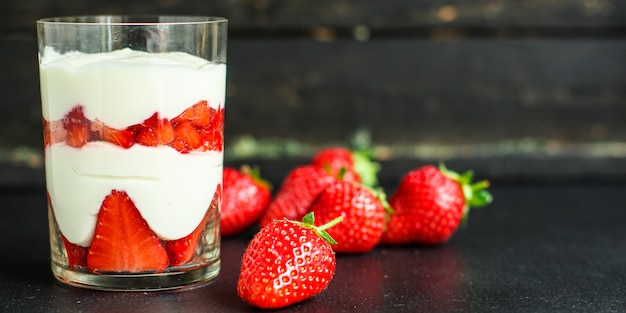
{"left": 312, "top": 147, "right": 380, "bottom": 187}
{"left": 237, "top": 213, "right": 342, "bottom": 309}
{"left": 311, "top": 180, "right": 390, "bottom": 253}
{"left": 221, "top": 165, "right": 271, "bottom": 236}
{"left": 381, "top": 164, "right": 492, "bottom": 245}
{"left": 259, "top": 165, "right": 336, "bottom": 227}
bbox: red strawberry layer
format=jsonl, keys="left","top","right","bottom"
{"left": 57, "top": 188, "right": 217, "bottom": 273}
{"left": 43, "top": 100, "right": 223, "bottom": 154}
{"left": 164, "top": 185, "right": 220, "bottom": 267}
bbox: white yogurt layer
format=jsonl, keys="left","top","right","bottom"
{"left": 46, "top": 143, "right": 223, "bottom": 246}
{"left": 39, "top": 48, "right": 226, "bottom": 129}
{"left": 40, "top": 48, "right": 226, "bottom": 246}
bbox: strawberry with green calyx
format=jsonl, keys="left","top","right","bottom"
{"left": 312, "top": 147, "right": 380, "bottom": 187}
{"left": 221, "top": 165, "right": 272, "bottom": 236}
{"left": 259, "top": 165, "right": 336, "bottom": 227}
{"left": 381, "top": 163, "right": 492, "bottom": 245}
{"left": 311, "top": 180, "right": 392, "bottom": 253}
{"left": 438, "top": 163, "right": 492, "bottom": 226}
{"left": 238, "top": 213, "right": 342, "bottom": 309}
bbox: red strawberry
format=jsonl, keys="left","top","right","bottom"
{"left": 164, "top": 185, "right": 220, "bottom": 266}
{"left": 132, "top": 113, "right": 175, "bottom": 147}
{"left": 87, "top": 190, "right": 169, "bottom": 273}
{"left": 170, "top": 101, "right": 223, "bottom": 152}
{"left": 42, "top": 118, "right": 66, "bottom": 147}
{"left": 91, "top": 120, "right": 134, "bottom": 149}
{"left": 381, "top": 164, "right": 492, "bottom": 245}
{"left": 221, "top": 166, "right": 271, "bottom": 236}
{"left": 312, "top": 147, "right": 380, "bottom": 187}
{"left": 62, "top": 106, "right": 91, "bottom": 148}
{"left": 311, "top": 180, "right": 391, "bottom": 253}
{"left": 157, "top": 118, "right": 175, "bottom": 145}
{"left": 170, "top": 121, "right": 203, "bottom": 153}
{"left": 164, "top": 214, "right": 207, "bottom": 267}
{"left": 43, "top": 118, "right": 50, "bottom": 147}
{"left": 135, "top": 127, "right": 159, "bottom": 147}
{"left": 172, "top": 100, "right": 212, "bottom": 127}
{"left": 259, "top": 165, "right": 336, "bottom": 227}
{"left": 61, "top": 235, "right": 88, "bottom": 270}
{"left": 101, "top": 127, "right": 134, "bottom": 148}
{"left": 237, "top": 213, "right": 341, "bottom": 309}
{"left": 199, "top": 106, "right": 224, "bottom": 152}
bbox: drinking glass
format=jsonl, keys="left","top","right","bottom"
{"left": 37, "top": 15, "right": 227, "bottom": 290}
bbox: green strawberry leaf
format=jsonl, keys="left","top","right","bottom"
{"left": 302, "top": 212, "right": 315, "bottom": 225}
{"left": 352, "top": 149, "right": 380, "bottom": 188}
{"left": 241, "top": 164, "right": 272, "bottom": 191}
{"left": 469, "top": 189, "right": 493, "bottom": 208}
{"left": 296, "top": 212, "right": 343, "bottom": 245}
{"left": 439, "top": 162, "right": 493, "bottom": 227}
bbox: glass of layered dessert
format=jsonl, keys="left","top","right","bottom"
{"left": 37, "top": 16, "right": 227, "bottom": 290}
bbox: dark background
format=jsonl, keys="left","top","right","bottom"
{"left": 1, "top": 0, "right": 625, "bottom": 185}
{"left": 1, "top": 3, "right": 625, "bottom": 312}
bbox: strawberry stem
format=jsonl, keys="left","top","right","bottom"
{"left": 241, "top": 164, "right": 272, "bottom": 191}
{"left": 296, "top": 212, "right": 343, "bottom": 245}
{"left": 352, "top": 149, "right": 380, "bottom": 187}
{"left": 438, "top": 162, "right": 493, "bottom": 225}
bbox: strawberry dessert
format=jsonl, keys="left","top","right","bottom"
{"left": 40, "top": 48, "right": 226, "bottom": 277}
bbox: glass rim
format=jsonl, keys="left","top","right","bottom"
{"left": 37, "top": 15, "right": 227, "bottom": 26}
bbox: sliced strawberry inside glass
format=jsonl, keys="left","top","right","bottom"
{"left": 172, "top": 100, "right": 211, "bottom": 127}
{"left": 87, "top": 190, "right": 169, "bottom": 273}
{"left": 132, "top": 113, "right": 176, "bottom": 147}
{"left": 61, "top": 235, "right": 89, "bottom": 270}
{"left": 164, "top": 215, "right": 206, "bottom": 267}
{"left": 43, "top": 118, "right": 50, "bottom": 147}
{"left": 170, "top": 121, "right": 203, "bottom": 153}
{"left": 62, "top": 106, "right": 92, "bottom": 148}
{"left": 51, "top": 101, "right": 222, "bottom": 153}
{"left": 134, "top": 127, "right": 159, "bottom": 146}
{"left": 157, "top": 118, "right": 175, "bottom": 145}
{"left": 101, "top": 127, "right": 135, "bottom": 148}
{"left": 164, "top": 185, "right": 220, "bottom": 266}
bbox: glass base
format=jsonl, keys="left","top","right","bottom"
{"left": 51, "top": 260, "right": 220, "bottom": 291}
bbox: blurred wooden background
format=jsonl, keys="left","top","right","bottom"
{"left": 1, "top": 0, "right": 625, "bottom": 183}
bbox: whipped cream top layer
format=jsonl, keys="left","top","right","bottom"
{"left": 40, "top": 48, "right": 226, "bottom": 129}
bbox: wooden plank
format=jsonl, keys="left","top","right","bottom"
{"left": 226, "top": 39, "right": 626, "bottom": 144}
{"left": 2, "top": 0, "right": 625, "bottom": 37}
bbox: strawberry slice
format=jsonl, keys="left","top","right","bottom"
{"left": 63, "top": 106, "right": 91, "bottom": 148}
{"left": 101, "top": 126, "right": 134, "bottom": 148}
{"left": 135, "top": 127, "right": 159, "bottom": 147}
{"left": 170, "top": 121, "right": 202, "bottom": 153}
{"left": 43, "top": 118, "right": 50, "bottom": 147}
{"left": 164, "top": 215, "right": 207, "bottom": 267}
{"left": 193, "top": 106, "right": 225, "bottom": 152}
{"left": 43, "top": 119, "right": 67, "bottom": 147}
{"left": 164, "top": 186, "right": 220, "bottom": 266}
{"left": 91, "top": 119, "right": 134, "bottom": 149}
{"left": 132, "top": 114, "right": 175, "bottom": 147}
{"left": 132, "top": 113, "right": 159, "bottom": 146}
{"left": 157, "top": 118, "right": 175, "bottom": 145}
{"left": 87, "top": 190, "right": 169, "bottom": 273}
{"left": 172, "top": 100, "right": 211, "bottom": 127}
{"left": 61, "top": 235, "right": 89, "bottom": 270}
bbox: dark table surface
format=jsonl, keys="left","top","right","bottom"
{"left": 1, "top": 170, "right": 625, "bottom": 312}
